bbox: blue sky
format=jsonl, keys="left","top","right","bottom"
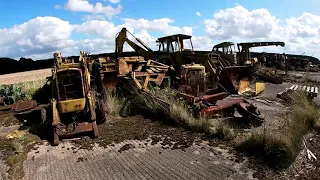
{"left": 0, "top": 0, "right": 319, "bottom": 59}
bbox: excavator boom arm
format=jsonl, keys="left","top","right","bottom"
{"left": 115, "top": 28, "right": 154, "bottom": 60}
{"left": 237, "top": 41, "right": 285, "bottom": 51}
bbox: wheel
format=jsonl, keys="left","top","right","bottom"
{"left": 96, "top": 99, "right": 108, "bottom": 125}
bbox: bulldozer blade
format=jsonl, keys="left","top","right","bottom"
{"left": 255, "top": 82, "right": 265, "bottom": 95}
{"left": 218, "top": 66, "right": 252, "bottom": 94}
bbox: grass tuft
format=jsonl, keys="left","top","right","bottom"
{"left": 102, "top": 87, "right": 126, "bottom": 117}
{"left": 239, "top": 91, "right": 320, "bottom": 169}
{"left": 123, "top": 85, "right": 212, "bottom": 134}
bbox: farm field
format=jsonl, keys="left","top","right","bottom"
{"left": 0, "top": 69, "right": 51, "bottom": 86}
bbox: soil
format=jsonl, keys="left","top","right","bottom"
{"left": 72, "top": 116, "right": 226, "bottom": 151}
{"left": 0, "top": 113, "right": 20, "bottom": 127}
{"left": 0, "top": 68, "right": 50, "bottom": 85}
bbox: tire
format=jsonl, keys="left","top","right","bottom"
{"left": 96, "top": 100, "right": 107, "bottom": 125}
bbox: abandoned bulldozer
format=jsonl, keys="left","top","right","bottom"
{"left": 43, "top": 51, "right": 107, "bottom": 145}
{"left": 155, "top": 34, "right": 252, "bottom": 94}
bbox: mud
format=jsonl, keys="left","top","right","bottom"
{"left": 72, "top": 116, "right": 225, "bottom": 152}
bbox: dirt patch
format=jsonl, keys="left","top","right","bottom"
{"left": 73, "top": 116, "right": 224, "bottom": 151}
{"left": 0, "top": 114, "right": 20, "bottom": 127}
{"left": 118, "top": 144, "right": 135, "bottom": 153}
{"left": 77, "top": 157, "right": 88, "bottom": 162}
{"left": 0, "top": 132, "right": 41, "bottom": 180}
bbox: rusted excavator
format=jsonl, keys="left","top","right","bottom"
{"left": 89, "top": 28, "right": 169, "bottom": 93}
{"left": 44, "top": 51, "right": 107, "bottom": 145}
{"left": 111, "top": 28, "right": 264, "bottom": 121}
{"left": 154, "top": 34, "right": 263, "bottom": 120}
{"left": 212, "top": 41, "right": 286, "bottom": 66}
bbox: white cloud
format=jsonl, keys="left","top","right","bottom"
{"left": 0, "top": 16, "right": 75, "bottom": 58}
{"left": 54, "top": 5, "right": 62, "bottom": 9}
{"left": 74, "top": 20, "right": 126, "bottom": 40}
{"left": 204, "top": 5, "right": 279, "bottom": 40}
{"left": 204, "top": 5, "right": 320, "bottom": 57}
{"left": 122, "top": 18, "right": 193, "bottom": 35}
{"left": 196, "top": 12, "right": 201, "bottom": 16}
{"left": 82, "top": 14, "right": 106, "bottom": 21}
{"left": 2, "top": 6, "right": 320, "bottom": 59}
{"left": 109, "top": 0, "right": 120, "bottom": 3}
{"left": 64, "top": 0, "right": 122, "bottom": 19}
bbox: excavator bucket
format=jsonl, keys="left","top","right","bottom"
{"left": 218, "top": 66, "right": 252, "bottom": 94}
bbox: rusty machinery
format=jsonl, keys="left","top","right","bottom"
{"left": 42, "top": 51, "right": 107, "bottom": 145}
{"left": 115, "top": 27, "right": 155, "bottom": 61}
{"left": 109, "top": 31, "right": 263, "bottom": 122}
{"left": 176, "top": 63, "right": 263, "bottom": 121}
{"left": 213, "top": 41, "right": 286, "bottom": 66}
{"left": 104, "top": 28, "right": 264, "bottom": 122}
{"left": 153, "top": 34, "right": 263, "bottom": 121}
{"left": 155, "top": 34, "right": 252, "bottom": 94}
{"left": 87, "top": 28, "right": 169, "bottom": 93}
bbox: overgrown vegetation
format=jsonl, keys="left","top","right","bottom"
{"left": 239, "top": 92, "right": 320, "bottom": 169}
{"left": 112, "top": 83, "right": 213, "bottom": 134}
{"left": 102, "top": 88, "right": 127, "bottom": 117}
{"left": 0, "top": 131, "right": 40, "bottom": 180}
{"left": 0, "top": 79, "right": 46, "bottom": 104}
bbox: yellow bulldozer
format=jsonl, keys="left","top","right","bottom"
{"left": 42, "top": 51, "right": 107, "bottom": 145}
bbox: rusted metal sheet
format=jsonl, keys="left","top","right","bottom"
{"left": 237, "top": 102, "right": 264, "bottom": 122}
{"left": 200, "top": 99, "right": 243, "bottom": 119}
{"left": 0, "top": 104, "right": 13, "bottom": 115}
{"left": 55, "top": 122, "right": 94, "bottom": 137}
{"left": 197, "top": 92, "right": 229, "bottom": 103}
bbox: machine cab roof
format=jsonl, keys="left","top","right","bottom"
{"left": 156, "top": 34, "right": 194, "bottom": 53}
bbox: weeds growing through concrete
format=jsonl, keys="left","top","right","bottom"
{"left": 102, "top": 87, "right": 127, "bottom": 117}
{"left": 239, "top": 91, "right": 320, "bottom": 169}
{"left": 120, "top": 85, "right": 212, "bottom": 134}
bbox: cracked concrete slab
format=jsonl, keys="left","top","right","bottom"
{"left": 23, "top": 139, "right": 257, "bottom": 180}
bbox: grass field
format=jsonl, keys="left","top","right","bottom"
{"left": 0, "top": 69, "right": 51, "bottom": 86}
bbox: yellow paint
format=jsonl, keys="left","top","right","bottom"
{"left": 255, "top": 82, "right": 265, "bottom": 95}
{"left": 238, "top": 79, "right": 250, "bottom": 94}
{"left": 6, "top": 130, "right": 27, "bottom": 139}
{"left": 57, "top": 98, "right": 86, "bottom": 113}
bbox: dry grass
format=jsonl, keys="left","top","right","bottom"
{"left": 0, "top": 68, "right": 51, "bottom": 85}
{"left": 239, "top": 92, "right": 320, "bottom": 169}
{"left": 102, "top": 88, "right": 127, "bottom": 117}
{"left": 0, "top": 79, "right": 47, "bottom": 102}
{"left": 122, "top": 85, "right": 212, "bottom": 134}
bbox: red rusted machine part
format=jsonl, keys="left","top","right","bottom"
{"left": 0, "top": 100, "right": 38, "bottom": 115}
{"left": 195, "top": 92, "right": 229, "bottom": 104}
{"left": 54, "top": 121, "right": 97, "bottom": 137}
{"left": 11, "top": 100, "right": 37, "bottom": 113}
{"left": 199, "top": 99, "right": 243, "bottom": 119}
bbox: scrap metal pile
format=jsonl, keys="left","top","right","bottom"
{"left": 0, "top": 27, "right": 274, "bottom": 145}
{"left": 90, "top": 28, "right": 266, "bottom": 123}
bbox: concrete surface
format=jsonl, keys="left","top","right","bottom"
{"left": 0, "top": 125, "right": 21, "bottom": 137}
{"left": 261, "top": 82, "right": 320, "bottom": 106}
{"left": 23, "top": 139, "right": 257, "bottom": 180}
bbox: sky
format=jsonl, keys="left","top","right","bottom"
{"left": 0, "top": 0, "right": 320, "bottom": 60}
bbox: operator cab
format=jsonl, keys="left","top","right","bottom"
{"left": 156, "top": 34, "right": 194, "bottom": 53}
{"left": 212, "top": 42, "right": 236, "bottom": 55}
{"left": 212, "top": 42, "right": 237, "bottom": 64}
